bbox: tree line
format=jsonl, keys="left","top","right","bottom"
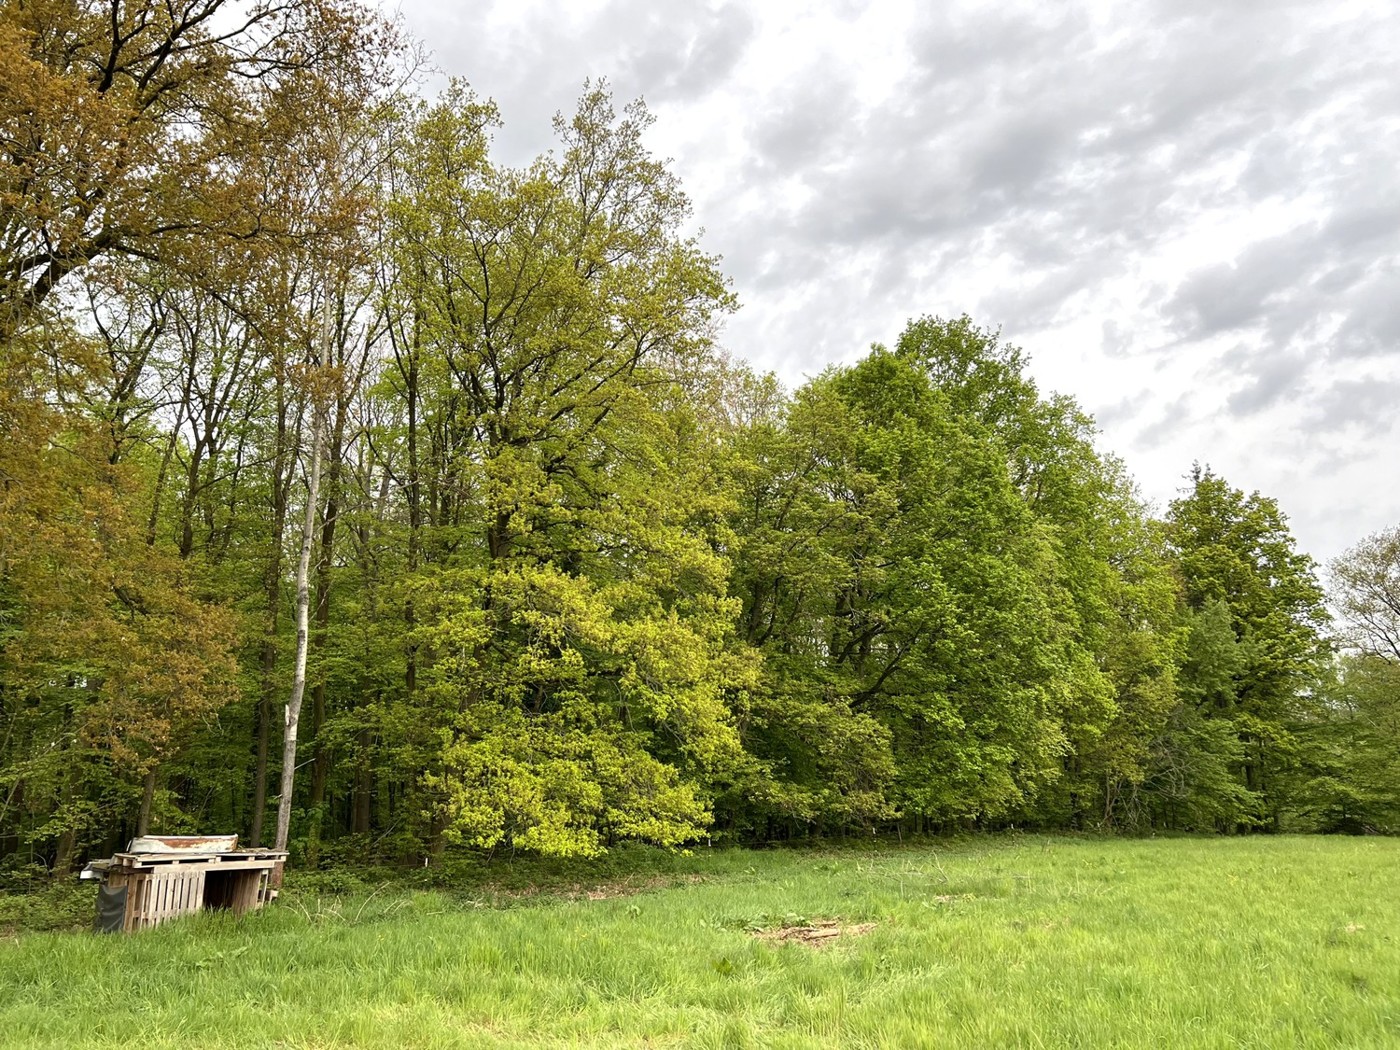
{"left": 3, "top": 0, "right": 1398, "bottom": 876}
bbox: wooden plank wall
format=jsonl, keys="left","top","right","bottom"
{"left": 106, "top": 857, "right": 284, "bottom": 932}
{"left": 232, "top": 871, "right": 261, "bottom": 915}
{"left": 122, "top": 868, "right": 207, "bottom": 931}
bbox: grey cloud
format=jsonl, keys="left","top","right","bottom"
{"left": 1333, "top": 267, "right": 1400, "bottom": 360}
{"left": 1319, "top": 198, "right": 1400, "bottom": 254}
{"left": 904, "top": 6, "right": 1090, "bottom": 86}
{"left": 1134, "top": 394, "right": 1199, "bottom": 451}
{"left": 1236, "top": 130, "right": 1311, "bottom": 198}
{"left": 1308, "top": 378, "right": 1400, "bottom": 438}
{"left": 618, "top": 4, "right": 755, "bottom": 103}
{"left": 1225, "top": 352, "right": 1309, "bottom": 416}
{"left": 749, "top": 71, "right": 857, "bottom": 172}
{"left": 968, "top": 112, "right": 1076, "bottom": 201}
{"left": 709, "top": 0, "right": 1398, "bottom": 460}
{"left": 1100, "top": 319, "right": 1132, "bottom": 359}
{"left": 1165, "top": 231, "right": 1314, "bottom": 339}
{"left": 978, "top": 266, "right": 1089, "bottom": 331}
{"left": 1096, "top": 389, "right": 1152, "bottom": 430}
{"left": 731, "top": 2, "right": 1329, "bottom": 283}
{"left": 414, "top": 1, "right": 756, "bottom": 165}
{"left": 1163, "top": 173, "right": 1400, "bottom": 410}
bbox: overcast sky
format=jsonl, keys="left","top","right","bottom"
{"left": 391, "top": 0, "right": 1400, "bottom": 567}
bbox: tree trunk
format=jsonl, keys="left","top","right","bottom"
{"left": 52, "top": 768, "right": 78, "bottom": 877}
{"left": 404, "top": 321, "right": 421, "bottom": 697}
{"left": 145, "top": 420, "right": 181, "bottom": 546}
{"left": 53, "top": 827, "right": 76, "bottom": 878}
{"left": 306, "top": 390, "right": 346, "bottom": 863}
{"left": 353, "top": 721, "right": 373, "bottom": 835}
{"left": 136, "top": 768, "right": 156, "bottom": 836}
{"left": 251, "top": 378, "right": 294, "bottom": 847}
{"left": 0, "top": 778, "right": 23, "bottom": 860}
{"left": 274, "top": 290, "right": 331, "bottom": 855}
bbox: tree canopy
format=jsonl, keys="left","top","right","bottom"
{"left": 1, "top": 8, "right": 1393, "bottom": 876}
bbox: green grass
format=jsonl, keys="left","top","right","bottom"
{"left": 2, "top": 836, "right": 1398, "bottom": 1048}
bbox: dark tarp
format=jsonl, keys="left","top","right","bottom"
{"left": 94, "top": 883, "right": 127, "bottom": 933}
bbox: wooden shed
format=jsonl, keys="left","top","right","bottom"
{"left": 84, "top": 836, "right": 286, "bottom": 932}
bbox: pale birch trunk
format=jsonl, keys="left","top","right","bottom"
{"left": 274, "top": 287, "right": 332, "bottom": 853}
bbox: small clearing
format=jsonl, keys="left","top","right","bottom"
{"left": 753, "top": 919, "right": 878, "bottom": 945}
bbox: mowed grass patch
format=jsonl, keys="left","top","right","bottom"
{"left": 2, "top": 837, "right": 1398, "bottom": 1048}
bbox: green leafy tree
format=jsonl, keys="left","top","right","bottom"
{"left": 382, "top": 84, "right": 749, "bottom": 856}
{"left": 0, "top": 0, "right": 396, "bottom": 338}
{"left": 719, "top": 368, "right": 898, "bottom": 834}
{"left": 892, "top": 317, "right": 1182, "bottom": 830}
{"left": 1165, "top": 466, "right": 1330, "bottom": 827}
{"left": 724, "top": 335, "right": 1107, "bottom": 832}
{"left": 1286, "top": 526, "right": 1400, "bottom": 832}
{"left": 0, "top": 325, "right": 238, "bottom": 871}
{"left": 1133, "top": 600, "right": 1255, "bottom": 829}
{"left": 1331, "top": 526, "right": 1400, "bottom": 661}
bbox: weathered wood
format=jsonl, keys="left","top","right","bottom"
{"left": 124, "top": 858, "right": 284, "bottom": 873}
{"left": 230, "top": 871, "right": 261, "bottom": 915}
{"left": 131, "top": 875, "right": 145, "bottom": 931}
{"left": 98, "top": 850, "right": 286, "bottom": 931}
{"left": 109, "top": 849, "right": 286, "bottom": 871}
{"left": 128, "top": 834, "right": 239, "bottom": 854}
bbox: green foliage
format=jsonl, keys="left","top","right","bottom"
{"left": 719, "top": 318, "right": 1185, "bottom": 835}
{"left": 379, "top": 84, "right": 749, "bottom": 856}
{"left": 3, "top": 36, "right": 1396, "bottom": 873}
{"left": 1331, "top": 525, "right": 1400, "bottom": 660}
{"left": 1129, "top": 601, "right": 1256, "bottom": 830}
{"left": 1288, "top": 655, "right": 1400, "bottom": 833}
{"left": 1299, "top": 528, "right": 1400, "bottom": 832}
{"left": 1163, "top": 467, "right": 1331, "bottom": 827}
{"left": 0, "top": 880, "right": 91, "bottom": 933}
{"left": 432, "top": 698, "right": 715, "bottom": 857}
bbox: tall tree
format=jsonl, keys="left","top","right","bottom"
{"left": 1288, "top": 525, "right": 1400, "bottom": 832}
{"left": 1165, "top": 466, "right": 1330, "bottom": 827}
{"left": 381, "top": 84, "right": 748, "bottom": 857}
{"left": 0, "top": 320, "right": 239, "bottom": 869}
{"left": 0, "top": 0, "right": 391, "bottom": 338}
{"left": 1331, "top": 526, "right": 1400, "bottom": 661}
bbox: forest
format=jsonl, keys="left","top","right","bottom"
{"left": 3, "top": 0, "right": 1399, "bottom": 881}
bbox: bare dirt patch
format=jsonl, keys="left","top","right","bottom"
{"left": 753, "top": 920, "right": 877, "bottom": 947}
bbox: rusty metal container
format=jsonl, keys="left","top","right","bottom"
{"left": 126, "top": 834, "right": 239, "bottom": 854}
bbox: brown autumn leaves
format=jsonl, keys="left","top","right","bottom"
{"left": 0, "top": 0, "right": 400, "bottom": 858}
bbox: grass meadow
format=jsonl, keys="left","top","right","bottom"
{"left": 2, "top": 836, "right": 1398, "bottom": 1048}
